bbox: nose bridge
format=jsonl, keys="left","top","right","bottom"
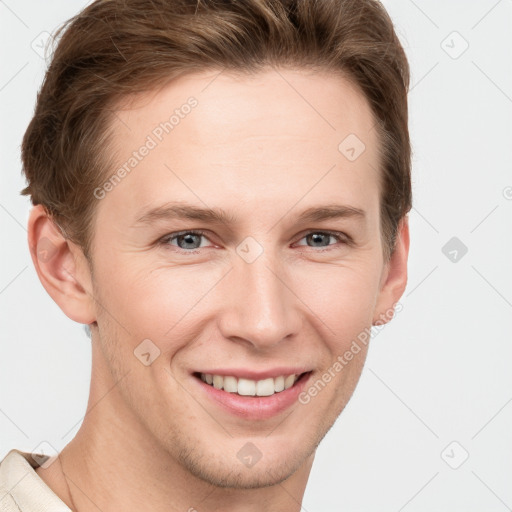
{"left": 217, "top": 245, "right": 301, "bottom": 349}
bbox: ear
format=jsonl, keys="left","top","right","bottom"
{"left": 27, "top": 204, "right": 96, "bottom": 325}
{"left": 373, "top": 216, "right": 410, "bottom": 325}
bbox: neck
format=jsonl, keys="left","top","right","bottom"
{"left": 46, "top": 351, "right": 314, "bottom": 512}
{"left": 59, "top": 416, "right": 313, "bottom": 512}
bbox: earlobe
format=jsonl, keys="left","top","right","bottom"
{"left": 372, "top": 216, "right": 410, "bottom": 326}
{"left": 27, "top": 205, "right": 96, "bottom": 325}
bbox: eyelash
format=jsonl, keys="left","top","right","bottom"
{"left": 158, "top": 229, "right": 350, "bottom": 253}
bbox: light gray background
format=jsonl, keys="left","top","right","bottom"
{"left": 1, "top": 1, "right": 511, "bottom": 510}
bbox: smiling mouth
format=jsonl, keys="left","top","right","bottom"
{"left": 194, "top": 372, "right": 310, "bottom": 397}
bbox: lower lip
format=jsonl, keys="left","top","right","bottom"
{"left": 194, "top": 373, "right": 312, "bottom": 420}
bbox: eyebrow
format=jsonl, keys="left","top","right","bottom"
{"left": 134, "top": 202, "right": 365, "bottom": 227}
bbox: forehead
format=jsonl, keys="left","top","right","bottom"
{"left": 101, "top": 67, "right": 381, "bottom": 224}
{"left": 112, "top": 67, "right": 377, "bottom": 149}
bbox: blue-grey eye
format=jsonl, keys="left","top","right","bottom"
{"left": 296, "top": 232, "right": 342, "bottom": 248}
{"left": 306, "top": 233, "right": 332, "bottom": 247}
{"left": 174, "top": 232, "right": 204, "bottom": 250}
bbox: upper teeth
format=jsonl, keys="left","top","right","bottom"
{"left": 200, "top": 373, "right": 298, "bottom": 396}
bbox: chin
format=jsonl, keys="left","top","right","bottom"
{"left": 172, "top": 435, "right": 315, "bottom": 490}
{"left": 186, "top": 460, "right": 303, "bottom": 490}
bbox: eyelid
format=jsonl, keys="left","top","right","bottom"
{"left": 159, "top": 229, "right": 212, "bottom": 246}
{"left": 294, "top": 229, "right": 350, "bottom": 243}
{"left": 158, "top": 228, "right": 351, "bottom": 252}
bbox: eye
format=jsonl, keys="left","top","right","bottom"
{"left": 160, "top": 230, "right": 212, "bottom": 251}
{"left": 158, "top": 229, "right": 350, "bottom": 254}
{"left": 295, "top": 230, "right": 348, "bottom": 249}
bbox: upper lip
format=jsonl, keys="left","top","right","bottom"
{"left": 193, "top": 367, "right": 311, "bottom": 380}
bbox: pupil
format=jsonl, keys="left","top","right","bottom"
{"left": 309, "top": 233, "right": 329, "bottom": 247}
{"left": 179, "top": 233, "right": 200, "bottom": 249}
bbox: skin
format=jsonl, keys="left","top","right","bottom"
{"left": 29, "top": 67, "right": 409, "bottom": 511}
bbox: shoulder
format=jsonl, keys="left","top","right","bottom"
{"left": 0, "top": 449, "right": 70, "bottom": 511}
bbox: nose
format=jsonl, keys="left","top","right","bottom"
{"left": 216, "top": 248, "right": 303, "bottom": 351}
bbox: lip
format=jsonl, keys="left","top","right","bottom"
{"left": 193, "top": 367, "right": 310, "bottom": 381}
{"left": 192, "top": 370, "right": 312, "bottom": 420}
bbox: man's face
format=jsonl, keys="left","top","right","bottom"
{"left": 86, "top": 68, "right": 393, "bottom": 488}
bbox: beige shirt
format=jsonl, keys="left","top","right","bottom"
{"left": 0, "top": 449, "right": 70, "bottom": 512}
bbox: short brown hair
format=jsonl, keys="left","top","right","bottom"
{"left": 21, "top": 0, "right": 411, "bottom": 261}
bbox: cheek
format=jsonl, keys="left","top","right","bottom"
{"left": 92, "top": 256, "right": 227, "bottom": 351}
{"left": 93, "top": 245, "right": 382, "bottom": 359}
{"left": 292, "top": 261, "right": 381, "bottom": 347}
